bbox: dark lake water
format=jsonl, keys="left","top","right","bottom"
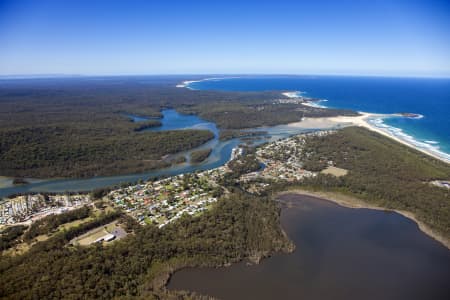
{"left": 168, "top": 194, "right": 450, "bottom": 300}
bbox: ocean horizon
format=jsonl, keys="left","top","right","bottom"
{"left": 185, "top": 75, "right": 450, "bottom": 160}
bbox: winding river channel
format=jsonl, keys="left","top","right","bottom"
{"left": 0, "top": 109, "right": 325, "bottom": 198}
{"left": 2, "top": 109, "right": 449, "bottom": 299}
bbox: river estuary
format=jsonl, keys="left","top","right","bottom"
{"left": 2, "top": 108, "right": 449, "bottom": 299}
{"left": 0, "top": 109, "right": 322, "bottom": 198}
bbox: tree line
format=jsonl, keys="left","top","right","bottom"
{"left": 190, "top": 148, "right": 212, "bottom": 163}
{"left": 298, "top": 127, "right": 450, "bottom": 237}
{"left": 23, "top": 206, "right": 91, "bottom": 242}
{"left": 0, "top": 191, "right": 292, "bottom": 299}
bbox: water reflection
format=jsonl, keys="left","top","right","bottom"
{"left": 168, "top": 194, "right": 450, "bottom": 300}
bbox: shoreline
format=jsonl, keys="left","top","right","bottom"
{"left": 175, "top": 82, "right": 449, "bottom": 164}
{"left": 176, "top": 82, "right": 449, "bottom": 164}
{"left": 0, "top": 176, "right": 13, "bottom": 189}
{"left": 282, "top": 90, "right": 450, "bottom": 164}
{"left": 278, "top": 189, "right": 450, "bottom": 250}
{"left": 330, "top": 112, "right": 450, "bottom": 164}
{"left": 176, "top": 76, "right": 241, "bottom": 89}
{"left": 287, "top": 111, "right": 450, "bottom": 164}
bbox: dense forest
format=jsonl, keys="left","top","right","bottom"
{"left": 177, "top": 102, "right": 357, "bottom": 129}
{"left": 23, "top": 206, "right": 91, "bottom": 242}
{"left": 228, "top": 153, "right": 262, "bottom": 177}
{"left": 219, "top": 129, "right": 268, "bottom": 141}
{"left": 0, "top": 128, "right": 214, "bottom": 178}
{"left": 0, "top": 76, "right": 356, "bottom": 178}
{"left": 133, "top": 120, "right": 162, "bottom": 131}
{"left": 0, "top": 225, "right": 28, "bottom": 251}
{"left": 2, "top": 123, "right": 450, "bottom": 298}
{"left": 297, "top": 127, "right": 450, "bottom": 237}
{"left": 0, "top": 192, "right": 293, "bottom": 299}
{"left": 190, "top": 148, "right": 212, "bottom": 163}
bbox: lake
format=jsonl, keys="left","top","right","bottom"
{"left": 168, "top": 194, "right": 450, "bottom": 300}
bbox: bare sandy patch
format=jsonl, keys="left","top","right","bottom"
{"left": 321, "top": 166, "right": 348, "bottom": 177}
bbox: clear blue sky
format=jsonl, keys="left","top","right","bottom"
{"left": 0, "top": 0, "right": 449, "bottom": 77}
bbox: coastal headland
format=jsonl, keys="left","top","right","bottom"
{"left": 285, "top": 112, "right": 450, "bottom": 164}
{"left": 2, "top": 122, "right": 449, "bottom": 299}
{"left": 281, "top": 91, "right": 450, "bottom": 165}
{"left": 1, "top": 77, "right": 449, "bottom": 299}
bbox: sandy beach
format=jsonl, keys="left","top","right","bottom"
{"left": 0, "top": 176, "right": 13, "bottom": 189}
{"left": 287, "top": 111, "right": 450, "bottom": 164}
{"left": 279, "top": 189, "right": 450, "bottom": 250}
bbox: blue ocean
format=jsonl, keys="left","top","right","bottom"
{"left": 187, "top": 76, "right": 450, "bottom": 159}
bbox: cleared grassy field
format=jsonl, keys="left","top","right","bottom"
{"left": 320, "top": 166, "right": 348, "bottom": 177}
{"left": 71, "top": 221, "right": 126, "bottom": 246}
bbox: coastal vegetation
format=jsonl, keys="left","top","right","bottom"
{"left": 0, "top": 192, "right": 292, "bottom": 299}
{"left": 190, "top": 148, "right": 212, "bottom": 163}
{"left": 2, "top": 125, "right": 449, "bottom": 298}
{"left": 219, "top": 129, "right": 268, "bottom": 141}
{"left": 23, "top": 206, "right": 91, "bottom": 242}
{"left": 228, "top": 153, "right": 262, "bottom": 177}
{"left": 0, "top": 77, "right": 355, "bottom": 179}
{"left": 11, "top": 178, "right": 29, "bottom": 185}
{"left": 178, "top": 102, "right": 357, "bottom": 129}
{"left": 0, "top": 225, "right": 28, "bottom": 251}
{"left": 223, "top": 147, "right": 263, "bottom": 188}
{"left": 133, "top": 120, "right": 162, "bottom": 131}
{"left": 298, "top": 127, "right": 450, "bottom": 237}
{"left": 0, "top": 128, "right": 214, "bottom": 178}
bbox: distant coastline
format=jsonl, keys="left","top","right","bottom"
{"left": 181, "top": 77, "right": 450, "bottom": 165}
{"left": 286, "top": 112, "right": 450, "bottom": 164}
{"left": 282, "top": 91, "right": 450, "bottom": 164}
{"left": 176, "top": 76, "right": 241, "bottom": 89}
